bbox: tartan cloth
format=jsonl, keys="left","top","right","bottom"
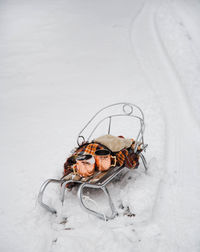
{"left": 64, "top": 143, "right": 105, "bottom": 173}
{"left": 75, "top": 143, "right": 127, "bottom": 167}
{"left": 75, "top": 143, "right": 105, "bottom": 156}
{"left": 115, "top": 149, "right": 128, "bottom": 167}
{"left": 64, "top": 142, "right": 140, "bottom": 174}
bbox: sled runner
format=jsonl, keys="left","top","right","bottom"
{"left": 38, "top": 102, "right": 148, "bottom": 220}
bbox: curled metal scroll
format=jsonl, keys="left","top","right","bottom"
{"left": 123, "top": 104, "right": 134, "bottom": 115}
{"left": 77, "top": 135, "right": 86, "bottom": 146}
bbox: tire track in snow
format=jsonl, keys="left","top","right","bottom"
{"left": 153, "top": 8, "right": 200, "bottom": 248}
{"left": 153, "top": 1, "right": 200, "bottom": 127}
{"left": 156, "top": 0, "right": 200, "bottom": 127}
{"left": 127, "top": 1, "right": 168, "bottom": 229}
{"left": 128, "top": 0, "right": 167, "bottom": 222}
{"left": 153, "top": 0, "right": 200, "bottom": 201}
{"left": 130, "top": 0, "right": 200, "bottom": 250}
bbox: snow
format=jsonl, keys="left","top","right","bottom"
{"left": 0, "top": 0, "right": 200, "bottom": 251}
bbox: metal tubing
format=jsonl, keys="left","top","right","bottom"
{"left": 77, "top": 102, "right": 145, "bottom": 146}
{"left": 38, "top": 179, "right": 64, "bottom": 214}
{"left": 108, "top": 116, "right": 111, "bottom": 134}
{"left": 97, "top": 166, "right": 125, "bottom": 186}
{"left": 102, "top": 186, "right": 118, "bottom": 219}
{"left": 87, "top": 114, "right": 144, "bottom": 143}
{"left": 139, "top": 153, "right": 148, "bottom": 171}
{"left": 60, "top": 179, "right": 82, "bottom": 204}
{"left": 77, "top": 183, "right": 118, "bottom": 220}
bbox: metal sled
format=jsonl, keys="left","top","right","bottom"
{"left": 38, "top": 102, "right": 148, "bottom": 220}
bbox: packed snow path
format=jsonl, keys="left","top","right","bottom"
{"left": 0, "top": 0, "right": 200, "bottom": 251}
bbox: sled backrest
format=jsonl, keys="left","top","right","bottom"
{"left": 77, "top": 102, "right": 145, "bottom": 153}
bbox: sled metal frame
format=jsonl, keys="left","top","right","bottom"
{"left": 38, "top": 102, "right": 148, "bottom": 220}
{"left": 38, "top": 166, "right": 124, "bottom": 220}
{"left": 77, "top": 102, "right": 145, "bottom": 153}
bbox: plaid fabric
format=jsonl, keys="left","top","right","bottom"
{"left": 64, "top": 141, "right": 141, "bottom": 174}
{"left": 74, "top": 143, "right": 105, "bottom": 156}
{"left": 64, "top": 143, "right": 105, "bottom": 173}
{"left": 124, "top": 150, "right": 139, "bottom": 169}
{"left": 115, "top": 149, "right": 128, "bottom": 167}
{"left": 76, "top": 143, "right": 128, "bottom": 167}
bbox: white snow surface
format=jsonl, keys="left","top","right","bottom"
{"left": 0, "top": 0, "right": 200, "bottom": 251}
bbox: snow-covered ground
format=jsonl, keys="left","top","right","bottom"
{"left": 0, "top": 0, "right": 200, "bottom": 251}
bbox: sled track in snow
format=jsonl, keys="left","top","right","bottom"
{"left": 128, "top": 0, "right": 146, "bottom": 46}
{"left": 153, "top": 3, "right": 198, "bottom": 123}
{"left": 152, "top": 2, "right": 184, "bottom": 234}
{"left": 128, "top": 0, "right": 167, "bottom": 222}
{"left": 129, "top": 0, "right": 200, "bottom": 250}
{"left": 152, "top": 2, "right": 186, "bottom": 218}
{"left": 129, "top": 0, "right": 190, "bottom": 211}
{"left": 153, "top": 2, "right": 200, "bottom": 129}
